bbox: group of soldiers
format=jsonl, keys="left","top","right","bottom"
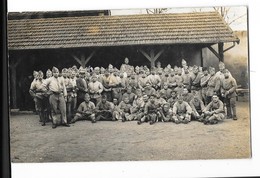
{"left": 29, "top": 57, "right": 238, "bottom": 129}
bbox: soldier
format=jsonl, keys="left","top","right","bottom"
{"left": 118, "top": 96, "right": 133, "bottom": 122}
{"left": 202, "top": 95, "right": 225, "bottom": 124}
{"left": 137, "top": 94, "right": 160, "bottom": 125}
{"left": 158, "top": 103, "right": 173, "bottom": 122}
{"left": 190, "top": 65, "right": 203, "bottom": 99}
{"left": 88, "top": 74, "right": 103, "bottom": 105}
{"left": 182, "top": 67, "right": 192, "bottom": 92}
{"left": 41, "top": 67, "right": 70, "bottom": 128}
{"left": 168, "top": 71, "right": 177, "bottom": 89}
{"left": 122, "top": 86, "right": 136, "bottom": 104}
{"left": 206, "top": 67, "right": 220, "bottom": 105}
{"left": 76, "top": 68, "right": 88, "bottom": 107}
{"left": 146, "top": 69, "right": 161, "bottom": 90}
{"left": 200, "top": 67, "right": 211, "bottom": 104}
{"left": 29, "top": 71, "right": 48, "bottom": 126}
{"left": 167, "top": 90, "right": 178, "bottom": 108}
{"left": 112, "top": 98, "right": 121, "bottom": 121}
{"left": 174, "top": 81, "right": 184, "bottom": 96}
{"left": 70, "top": 93, "right": 95, "bottom": 123}
{"left": 159, "top": 83, "right": 172, "bottom": 100}
{"left": 46, "top": 69, "right": 52, "bottom": 79}
{"left": 172, "top": 94, "right": 192, "bottom": 124}
{"left": 220, "top": 69, "right": 238, "bottom": 120}
{"left": 181, "top": 88, "right": 194, "bottom": 103}
{"left": 138, "top": 71, "right": 148, "bottom": 91}
{"left": 101, "top": 70, "right": 113, "bottom": 102}
{"left": 143, "top": 82, "right": 156, "bottom": 97}
{"left": 128, "top": 74, "right": 139, "bottom": 90}
{"left": 189, "top": 94, "right": 205, "bottom": 121}
{"left": 130, "top": 89, "right": 145, "bottom": 120}
{"left": 95, "top": 94, "right": 115, "bottom": 122}
{"left": 120, "top": 57, "right": 133, "bottom": 77}
{"left": 69, "top": 70, "right": 78, "bottom": 116}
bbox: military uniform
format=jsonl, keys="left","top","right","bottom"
{"left": 189, "top": 97, "right": 205, "bottom": 120}
{"left": 70, "top": 100, "right": 95, "bottom": 123}
{"left": 42, "top": 67, "right": 69, "bottom": 128}
{"left": 172, "top": 99, "right": 192, "bottom": 124}
{"left": 95, "top": 97, "right": 114, "bottom": 121}
{"left": 220, "top": 70, "right": 237, "bottom": 120}
{"left": 202, "top": 96, "right": 225, "bottom": 124}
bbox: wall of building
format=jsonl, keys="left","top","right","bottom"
{"left": 202, "top": 31, "right": 249, "bottom": 88}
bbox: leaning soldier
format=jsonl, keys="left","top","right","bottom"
{"left": 70, "top": 93, "right": 95, "bottom": 124}
{"left": 202, "top": 94, "right": 225, "bottom": 125}
{"left": 220, "top": 69, "right": 238, "bottom": 120}
{"left": 172, "top": 94, "right": 192, "bottom": 124}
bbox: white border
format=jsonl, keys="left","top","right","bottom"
{"left": 8, "top": 0, "right": 260, "bottom": 177}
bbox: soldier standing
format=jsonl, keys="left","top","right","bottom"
{"left": 41, "top": 67, "right": 70, "bottom": 128}
{"left": 76, "top": 68, "right": 88, "bottom": 107}
{"left": 220, "top": 69, "right": 238, "bottom": 120}
{"left": 88, "top": 74, "right": 103, "bottom": 105}
{"left": 206, "top": 67, "right": 220, "bottom": 105}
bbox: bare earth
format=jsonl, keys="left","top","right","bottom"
{"left": 10, "top": 101, "right": 251, "bottom": 163}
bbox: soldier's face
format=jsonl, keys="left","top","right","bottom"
{"left": 53, "top": 71, "right": 59, "bottom": 78}
{"left": 212, "top": 96, "right": 218, "bottom": 102}
{"left": 62, "top": 72, "right": 67, "bottom": 77}
{"left": 92, "top": 77, "right": 97, "bottom": 82}
{"left": 125, "top": 58, "right": 129, "bottom": 64}
{"left": 143, "top": 96, "right": 148, "bottom": 102}
{"left": 178, "top": 99, "right": 183, "bottom": 104}
{"left": 150, "top": 96, "right": 155, "bottom": 103}
{"left": 203, "top": 70, "right": 208, "bottom": 75}
{"left": 163, "top": 105, "right": 169, "bottom": 111}
{"left": 163, "top": 85, "right": 168, "bottom": 89}
{"left": 172, "top": 92, "right": 177, "bottom": 98}
{"left": 124, "top": 98, "right": 129, "bottom": 104}
{"left": 84, "top": 95, "right": 90, "bottom": 102}
{"left": 224, "top": 72, "right": 229, "bottom": 78}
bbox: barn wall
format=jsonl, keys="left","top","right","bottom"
{"left": 202, "top": 31, "right": 248, "bottom": 88}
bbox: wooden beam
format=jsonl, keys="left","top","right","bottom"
{"left": 84, "top": 50, "right": 96, "bottom": 66}
{"left": 71, "top": 54, "right": 83, "bottom": 66}
{"left": 218, "top": 43, "right": 224, "bottom": 62}
{"left": 207, "top": 46, "right": 221, "bottom": 60}
{"left": 139, "top": 49, "right": 164, "bottom": 68}
{"left": 139, "top": 49, "right": 152, "bottom": 61}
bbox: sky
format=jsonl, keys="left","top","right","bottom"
{"left": 111, "top": 6, "right": 247, "bottom": 31}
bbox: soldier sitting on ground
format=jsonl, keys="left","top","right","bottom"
{"left": 95, "top": 94, "right": 115, "bottom": 122}
{"left": 172, "top": 94, "right": 192, "bottom": 124}
{"left": 158, "top": 103, "right": 173, "bottom": 122}
{"left": 70, "top": 93, "right": 96, "bottom": 124}
{"left": 189, "top": 94, "right": 205, "bottom": 121}
{"left": 138, "top": 94, "right": 160, "bottom": 125}
{"left": 202, "top": 94, "right": 225, "bottom": 125}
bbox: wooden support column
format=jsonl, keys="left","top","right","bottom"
{"left": 218, "top": 43, "right": 224, "bottom": 62}
{"left": 139, "top": 49, "right": 164, "bottom": 68}
{"left": 71, "top": 50, "right": 96, "bottom": 68}
{"left": 10, "top": 57, "right": 22, "bottom": 109}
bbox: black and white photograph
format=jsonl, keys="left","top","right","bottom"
{"left": 5, "top": 0, "right": 257, "bottom": 177}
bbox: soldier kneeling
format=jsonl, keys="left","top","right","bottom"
{"left": 70, "top": 93, "right": 95, "bottom": 123}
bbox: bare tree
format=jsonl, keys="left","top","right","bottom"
{"left": 146, "top": 8, "right": 168, "bottom": 14}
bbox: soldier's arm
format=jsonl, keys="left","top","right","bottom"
{"left": 203, "top": 102, "right": 212, "bottom": 113}
{"left": 98, "top": 82, "right": 104, "bottom": 94}
{"left": 227, "top": 78, "right": 237, "bottom": 94}
{"left": 185, "top": 102, "right": 192, "bottom": 115}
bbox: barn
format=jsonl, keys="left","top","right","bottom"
{"left": 8, "top": 11, "right": 239, "bottom": 110}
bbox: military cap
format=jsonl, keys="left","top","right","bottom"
{"left": 38, "top": 70, "right": 43, "bottom": 76}
{"left": 79, "top": 68, "right": 86, "bottom": 74}
{"left": 219, "top": 61, "right": 225, "bottom": 67}
{"left": 46, "top": 69, "right": 52, "bottom": 74}
{"left": 62, "top": 68, "right": 68, "bottom": 73}
{"left": 52, "top": 67, "right": 59, "bottom": 73}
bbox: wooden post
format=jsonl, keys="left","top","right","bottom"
{"left": 71, "top": 51, "right": 96, "bottom": 67}
{"left": 218, "top": 43, "right": 224, "bottom": 62}
{"left": 10, "top": 57, "right": 22, "bottom": 109}
{"left": 139, "top": 49, "right": 164, "bottom": 68}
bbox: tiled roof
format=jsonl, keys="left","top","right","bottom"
{"left": 8, "top": 11, "right": 239, "bottom": 50}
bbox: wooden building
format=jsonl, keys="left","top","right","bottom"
{"left": 8, "top": 11, "right": 239, "bottom": 110}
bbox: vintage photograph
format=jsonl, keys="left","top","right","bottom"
{"left": 8, "top": 6, "right": 250, "bottom": 163}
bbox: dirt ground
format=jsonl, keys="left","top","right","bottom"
{"left": 10, "top": 101, "right": 251, "bottom": 163}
